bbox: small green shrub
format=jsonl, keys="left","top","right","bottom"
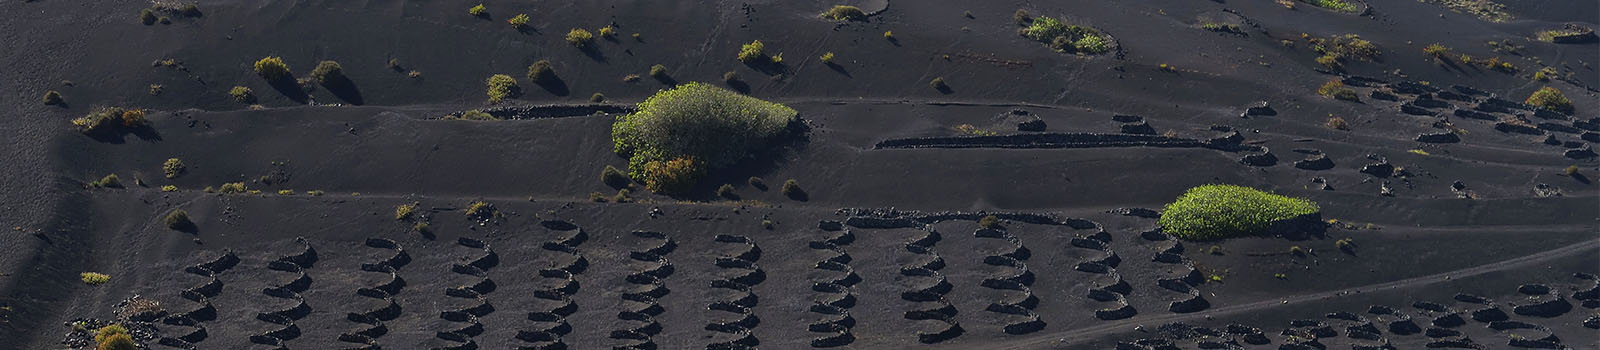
{"left": 1014, "top": 9, "right": 1032, "bottom": 25}
{"left": 590, "top": 93, "right": 605, "bottom": 103}
{"left": 781, "top": 179, "right": 802, "bottom": 197}
{"left": 1335, "top": 238, "right": 1355, "bottom": 252}
{"left": 930, "top": 77, "right": 948, "bottom": 90}
{"left": 1525, "top": 86, "right": 1573, "bottom": 114}
{"left": 413, "top": 221, "right": 430, "bottom": 233}
{"left": 1423, "top": 43, "right": 1451, "bottom": 59}
{"left": 72, "top": 107, "right": 149, "bottom": 135}
{"left": 253, "top": 56, "right": 291, "bottom": 81}
{"left": 140, "top": 9, "right": 157, "bottom": 25}
{"left": 218, "top": 182, "right": 247, "bottom": 194}
{"left": 1317, "top": 80, "right": 1358, "bottom": 101}
{"left": 486, "top": 74, "right": 519, "bottom": 103}
{"left": 229, "top": 86, "right": 254, "bottom": 103}
{"left": 598, "top": 25, "right": 616, "bottom": 38}
{"left": 468, "top": 4, "right": 486, "bottom": 17}
{"left": 508, "top": 14, "right": 530, "bottom": 28}
{"left": 602, "top": 165, "right": 631, "bottom": 188}
{"left": 820, "top": 52, "right": 836, "bottom": 64}
{"left": 395, "top": 203, "right": 417, "bottom": 220}
{"left": 1532, "top": 67, "right": 1556, "bottom": 81}
{"left": 1565, "top": 165, "right": 1580, "bottom": 176}
{"left": 883, "top": 30, "right": 894, "bottom": 40}
{"left": 566, "top": 28, "right": 594, "bottom": 47}
{"left": 761, "top": 219, "right": 775, "bottom": 229}
{"left": 465, "top": 201, "right": 495, "bottom": 218}
{"left": 770, "top": 53, "right": 783, "bottom": 64}
{"left": 91, "top": 174, "right": 123, "bottom": 188}
{"left": 612, "top": 188, "right": 632, "bottom": 203}
{"left": 1325, "top": 116, "right": 1350, "bottom": 130}
{"left": 309, "top": 60, "right": 344, "bottom": 85}
{"left": 717, "top": 184, "right": 737, "bottom": 199}
{"left": 589, "top": 191, "right": 608, "bottom": 202}
{"left": 978, "top": 215, "right": 999, "bottom": 228}
{"left": 42, "top": 90, "right": 63, "bottom": 105}
{"left": 640, "top": 157, "right": 704, "bottom": 194}
{"left": 165, "top": 209, "right": 192, "bottom": 230}
{"left": 722, "top": 71, "right": 740, "bottom": 83}
{"left": 1019, "top": 15, "right": 1111, "bottom": 54}
{"left": 737, "top": 40, "right": 766, "bottom": 62}
{"left": 162, "top": 158, "right": 185, "bottom": 179}
{"left": 81, "top": 272, "right": 111, "bottom": 285}
{"left": 1316, "top": 54, "right": 1341, "bottom": 70}
{"left": 1157, "top": 184, "right": 1320, "bottom": 240}
{"left": 161, "top": 185, "right": 177, "bottom": 192}
{"left": 177, "top": 3, "right": 201, "bottom": 17}
{"left": 648, "top": 64, "right": 668, "bottom": 79}
{"left": 306, "top": 190, "right": 325, "bottom": 196}
{"left": 1289, "top": 245, "right": 1306, "bottom": 256}
{"left": 820, "top": 5, "right": 867, "bottom": 21}
{"left": 622, "top": 74, "right": 642, "bottom": 83}
{"left": 449, "top": 109, "right": 498, "bottom": 121}
{"left": 99, "top": 332, "right": 137, "bottom": 350}
{"left": 1074, "top": 35, "right": 1109, "bottom": 53}
{"left": 747, "top": 176, "right": 766, "bottom": 189}
{"left": 527, "top": 60, "right": 555, "bottom": 83}
{"left": 1303, "top": 0, "right": 1357, "bottom": 12}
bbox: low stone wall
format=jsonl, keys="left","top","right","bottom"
{"left": 873, "top": 132, "right": 1222, "bottom": 150}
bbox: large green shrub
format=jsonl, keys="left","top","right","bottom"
{"left": 1526, "top": 86, "right": 1574, "bottom": 114}
{"left": 611, "top": 82, "right": 797, "bottom": 193}
{"left": 485, "top": 74, "right": 518, "bottom": 103}
{"left": 819, "top": 5, "right": 867, "bottom": 21}
{"left": 1019, "top": 15, "right": 1110, "bottom": 54}
{"left": 1158, "top": 184, "right": 1320, "bottom": 240}
{"left": 253, "top": 57, "right": 290, "bottom": 81}
{"left": 309, "top": 60, "right": 344, "bottom": 85}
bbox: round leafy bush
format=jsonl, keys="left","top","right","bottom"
{"left": 820, "top": 5, "right": 867, "bottom": 21}
{"left": 527, "top": 60, "right": 554, "bottom": 83}
{"left": 309, "top": 60, "right": 344, "bottom": 85}
{"left": 1158, "top": 184, "right": 1320, "bottom": 240}
{"left": 253, "top": 56, "right": 290, "bottom": 81}
{"left": 1525, "top": 86, "right": 1573, "bottom": 114}
{"left": 612, "top": 82, "right": 797, "bottom": 193}
{"left": 566, "top": 28, "right": 594, "bottom": 47}
{"left": 485, "top": 74, "right": 518, "bottom": 103}
{"left": 737, "top": 40, "right": 766, "bottom": 63}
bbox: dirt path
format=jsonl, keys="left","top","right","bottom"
{"left": 992, "top": 236, "right": 1600, "bottom": 349}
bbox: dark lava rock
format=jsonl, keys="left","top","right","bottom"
{"left": 1513, "top": 298, "right": 1572, "bottom": 317}
{"left": 1242, "top": 101, "right": 1277, "bottom": 117}
{"left": 1454, "top": 293, "right": 1489, "bottom": 304}
{"left": 1472, "top": 307, "right": 1509, "bottom": 322}
{"left": 1121, "top": 121, "right": 1156, "bottom": 135}
{"left": 1495, "top": 122, "right": 1544, "bottom": 135}
{"left": 1519, "top": 284, "right": 1552, "bottom": 295}
{"left": 1575, "top": 119, "right": 1600, "bottom": 131}
{"left": 1412, "top": 98, "right": 1451, "bottom": 109}
{"left": 1169, "top": 296, "right": 1210, "bottom": 313}
{"left": 1538, "top": 122, "right": 1579, "bottom": 133}
{"left": 1432, "top": 313, "right": 1466, "bottom": 328}
{"left": 1390, "top": 81, "right": 1439, "bottom": 94}
{"left": 1544, "top": 135, "right": 1563, "bottom": 145}
{"left": 1295, "top": 155, "right": 1335, "bottom": 170}
{"left": 1452, "top": 108, "right": 1496, "bottom": 120}
{"left": 1452, "top": 85, "right": 1487, "bottom": 96}
{"left": 1563, "top": 141, "right": 1586, "bottom": 148}
{"left": 1095, "top": 305, "right": 1137, "bottom": 320}
{"left": 1208, "top": 131, "right": 1244, "bottom": 146}
{"left": 1534, "top": 183, "right": 1563, "bottom": 198}
{"left": 1360, "top": 162, "right": 1394, "bottom": 177}
{"left": 1112, "top": 114, "right": 1143, "bottom": 123}
{"left": 1401, "top": 103, "right": 1435, "bottom": 115}
{"left": 1533, "top": 108, "right": 1571, "bottom": 120}
{"left": 1416, "top": 132, "right": 1460, "bottom": 143}
{"left": 1239, "top": 151, "right": 1277, "bottom": 166}
{"left": 1584, "top": 132, "right": 1600, "bottom": 143}
{"left": 1370, "top": 90, "right": 1399, "bottom": 101}
{"left": 1388, "top": 319, "right": 1422, "bottom": 335}
{"left": 1016, "top": 119, "right": 1047, "bottom": 132}
{"left": 1436, "top": 90, "right": 1472, "bottom": 102}
{"left": 1566, "top": 147, "right": 1597, "bottom": 159}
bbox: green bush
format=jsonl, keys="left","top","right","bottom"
{"left": 165, "top": 209, "right": 193, "bottom": 230}
{"left": 508, "top": 14, "right": 530, "bottom": 28}
{"left": 72, "top": 107, "right": 149, "bottom": 135}
{"left": 486, "top": 74, "right": 518, "bottom": 103}
{"left": 648, "top": 64, "right": 668, "bottom": 79}
{"left": 1019, "top": 15, "right": 1110, "bottom": 54}
{"left": 930, "top": 77, "right": 948, "bottom": 90}
{"left": 465, "top": 201, "right": 495, "bottom": 219}
{"left": 566, "top": 28, "right": 594, "bottom": 47}
{"left": 978, "top": 215, "right": 999, "bottom": 228}
{"left": 140, "top": 9, "right": 157, "bottom": 25}
{"left": 1423, "top": 43, "right": 1451, "bottom": 59}
{"left": 1304, "top": 0, "right": 1357, "bottom": 12}
{"left": 310, "top": 60, "right": 344, "bottom": 85}
{"left": 1525, "top": 86, "right": 1573, "bottom": 114}
{"left": 1317, "top": 80, "right": 1358, "bottom": 101}
{"left": 737, "top": 40, "right": 766, "bottom": 63}
{"left": 820, "top": 5, "right": 867, "bottom": 21}
{"left": 162, "top": 158, "right": 185, "bottom": 179}
{"left": 42, "top": 90, "right": 63, "bottom": 105}
{"left": 591, "top": 93, "right": 605, "bottom": 103}
{"left": 254, "top": 56, "right": 291, "bottom": 81}
{"left": 450, "top": 109, "right": 498, "bottom": 121}
{"left": 717, "top": 184, "right": 737, "bottom": 199}
{"left": 598, "top": 25, "right": 616, "bottom": 38}
{"left": 395, "top": 203, "right": 417, "bottom": 220}
{"left": 611, "top": 82, "right": 797, "bottom": 188}
{"left": 91, "top": 174, "right": 123, "bottom": 188}
{"left": 98, "top": 332, "right": 137, "bottom": 350}
{"left": 468, "top": 4, "right": 486, "bottom": 17}
{"left": 820, "top": 52, "right": 835, "bottom": 64}
{"left": 1158, "top": 184, "right": 1320, "bottom": 240}
{"left": 601, "top": 165, "right": 631, "bottom": 188}
{"left": 229, "top": 86, "right": 254, "bottom": 103}
{"left": 781, "top": 179, "right": 803, "bottom": 198}
{"left": 81, "top": 272, "right": 111, "bottom": 285}
{"left": 641, "top": 157, "right": 704, "bottom": 194}
{"left": 218, "top": 182, "right": 247, "bottom": 194}
{"left": 527, "top": 60, "right": 555, "bottom": 83}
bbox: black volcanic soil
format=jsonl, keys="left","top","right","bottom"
{"left": 1, "top": 0, "right": 1596, "bottom": 350}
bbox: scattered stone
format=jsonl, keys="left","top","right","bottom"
{"left": 1544, "top": 135, "right": 1563, "bottom": 146}
{"left": 1242, "top": 101, "right": 1277, "bottom": 117}
{"left": 1566, "top": 147, "right": 1597, "bottom": 159}
{"left": 1379, "top": 181, "right": 1394, "bottom": 196}
{"left": 1452, "top": 108, "right": 1496, "bottom": 120}
{"left": 1360, "top": 162, "right": 1395, "bottom": 177}
{"left": 1538, "top": 122, "right": 1579, "bottom": 134}
{"left": 1494, "top": 122, "right": 1543, "bottom": 135}
{"left": 1017, "top": 119, "right": 1047, "bottom": 132}
{"left": 1401, "top": 104, "right": 1435, "bottom": 115}
{"left": 1295, "top": 154, "right": 1335, "bottom": 170}
{"left": 1416, "top": 131, "right": 1460, "bottom": 143}
{"left": 1239, "top": 151, "right": 1277, "bottom": 166}
{"left": 1533, "top": 183, "right": 1563, "bottom": 198}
